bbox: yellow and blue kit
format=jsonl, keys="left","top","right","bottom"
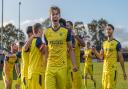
{"left": 44, "top": 26, "right": 72, "bottom": 89}
{"left": 102, "top": 39, "right": 121, "bottom": 89}
{"left": 3, "top": 52, "right": 17, "bottom": 88}
{"left": 28, "top": 37, "right": 45, "bottom": 89}
{"left": 84, "top": 48, "right": 93, "bottom": 76}
{"left": 72, "top": 39, "right": 82, "bottom": 89}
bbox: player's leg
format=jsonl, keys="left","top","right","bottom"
{"left": 89, "top": 64, "right": 96, "bottom": 88}
{"left": 84, "top": 63, "right": 89, "bottom": 89}
{"left": 102, "top": 72, "right": 108, "bottom": 89}
{"left": 84, "top": 73, "right": 88, "bottom": 89}
{"left": 3, "top": 73, "right": 13, "bottom": 89}
{"left": 15, "top": 75, "right": 21, "bottom": 89}
{"left": 90, "top": 76, "right": 96, "bottom": 88}
{"left": 21, "top": 77, "right": 28, "bottom": 89}
{"left": 72, "top": 69, "right": 82, "bottom": 89}
{"left": 45, "top": 67, "right": 56, "bottom": 89}
{"left": 56, "top": 67, "right": 67, "bottom": 89}
{"left": 80, "top": 62, "right": 85, "bottom": 89}
{"left": 108, "top": 70, "right": 117, "bottom": 89}
{"left": 41, "top": 72, "right": 45, "bottom": 89}
{"left": 28, "top": 74, "right": 44, "bottom": 89}
{"left": 66, "top": 68, "right": 72, "bottom": 89}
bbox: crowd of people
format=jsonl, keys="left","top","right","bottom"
{"left": 1, "top": 6, "right": 127, "bottom": 89}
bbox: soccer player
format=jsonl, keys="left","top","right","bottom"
{"left": 20, "top": 26, "right": 33, "bottom": 89}
{"left": 66, "top": 21, "right": 85, "bottom": 89}
{"left": 3, "top": 43, "right": 18, "bottom": 89}
{"left": 24, "top": 23, "right": 45, "bottom": 89}
{"left": 59, "top": 18, "right": 73, "bottom": 89}
{"left": 15, "top": 41, "right": 25, "bottom": 89}
{"left": 92, "top": 24, "right": 127, "bottom": 89}
{"left": 83, "top": 41, "right": 96, "bottom": 89}
{"left": 44, "top": 6, "right": 78, "bottom": 89}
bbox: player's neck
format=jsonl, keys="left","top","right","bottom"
{"left": 18, "top": 48, "right": 22, "bottom": 52}
{"left": 52, "top": 23, "right": 60, "bottom": 31}
{"left": 107, "top": 36, "right": 113, "bottom": 41}
{"left": 11, "top": 50, "right": 15, "bottom": 54}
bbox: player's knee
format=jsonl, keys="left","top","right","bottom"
{"left": 5, "top": 81, "right": 11, "bottom": 89}
{"left": 15, "top": 84, "right": 20, "bottom": 89}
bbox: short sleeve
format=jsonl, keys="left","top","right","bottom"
{"left": 4, "top": 52, "right": 12, "bottom": 61}
{"left": 66, "top": 29, "right": 72, "bottom": 42}
{"left": 16, "top": 52, "right": 21, "bottom": 58}
{"left": 116, "top": 42, "right": 122, "bottom": 52}
{"left": 44, "top": 35, "right": 48, "bottom": 45}
{"left": 36, "top": 37, "right": 43, "bottom": 48}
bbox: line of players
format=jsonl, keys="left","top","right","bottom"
{"left": 2, "top": 6, "right": 127, "bottom": 89}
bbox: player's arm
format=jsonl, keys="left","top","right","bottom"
{"left": 3, "top": 61, "right": 8, "bottom": 79}
{"left": 23, "top": 35, "right": 35, "bottom": 51}
{"left": 67, "top": 30, "right": 78, "bottom": 72}
{"left": 117, "top": 43, "right": 127, "bottom": 80}
{"left": 15, "top": 63, "right": 20, "bottom": 77}
{"left": 44, "top": 46, "right": 48, "bottom": 65}
{"left": 36, "top": 37, "right": 45, "bottom": 54}
{"left": 92, "top": 47, "right": 104, "bottom": 60}
{"left": 44, "top": 35, "right": 48, "bottom": 64}
{"left": 73, "top": 34, "right": 85, "bottom": 47}
{"left": 3, "top": 55, "right": 13, "bottom": 79}
{"left": 15, "top": 52, "right": 21, "bottom": 77}
{"left": 67, "top": 42, "right": 78, "bottom": 72}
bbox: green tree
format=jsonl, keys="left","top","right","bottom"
{"left": 0, "top": 23, "right": 25, "bottom": 51}
{"left": 87, "top": 18, "right": 108, "bottom": 50}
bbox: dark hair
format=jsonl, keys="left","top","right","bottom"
{"left": 11, "top": 42, "right": 16, "bottom": 47}
{"left": 33, "top": 23, "right": 42, "bottom": 30}
{"left": 66, "top": 21, "right": 73, "bottom": 27}
{"left": 19, "top": 41, "right": 25, "bottom": 48}
{"left": 26, "top": 26, "right": 33, "bottom": 34}
{"left": 59, "top": 18, "right": 66, "bottom": 27}
{"left": 108, "top": 24, "right": 114, "bottom": 30}
{"left": 49, "top": 6, "right": 60, "bottom": 15}
{"left": 87, "top": 41, "right": 90, "bottom": 45}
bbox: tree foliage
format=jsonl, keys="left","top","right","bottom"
{"left": 0, "top": 23, "right": 25, "bottom": 50}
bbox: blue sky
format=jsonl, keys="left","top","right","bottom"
{"left": 0, "top": 0, "right": 128, "bottom": 46}
{"left": 0, "top": 0, "right": 128, "bottom": 26}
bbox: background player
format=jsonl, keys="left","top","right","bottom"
{"left": 66, "top": 21, "right": 85, "bottom": 89}
{"left": 44, "top": 6, "right": 78, "bottom": 89}
{"left": 3, "top": 43, "right": 18, "bottom": 89}
{"left": 24, "top": 23, "right": 45, "bottom": 89}
{"left": 83, "top": 41, "right": 96, "bottom": 89}
{"left": 92, "top": 24, "right": 127, "bottom": 89}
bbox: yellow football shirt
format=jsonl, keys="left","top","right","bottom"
{"left": 103, "top": 39, "right": 121, "bottom": 73}
{"left": 3, "top": 52, "right": 17, "bottom": 78}
{"left": 44, "top": 27, "right": 72, "bottom": 67}
{"left": 74, "top": 39, "right": 81, "bottom": 68}
{"left": 28, "top": 37, "right": 45, "bottom": 79}
{"left": 21, "top": 48, "right": 29, "bottom": 78}
{"left": 84, "top": 48, "right": 93, "bottom": 65}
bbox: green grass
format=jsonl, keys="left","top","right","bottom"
{"left": 80, "top": 62, "right": 128, "bottom": 89}
{"left": 0, "top": 62, "right": 128, "bottom": 89}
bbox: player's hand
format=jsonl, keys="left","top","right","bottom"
{"left": 72, "top": 30, "right": 77, "bottom": 37}
{"left": 123, "top": 73, "right": 127, "bottom": 80}
{"left": 91, "top": 47, "right": 96, "bottom": 53}
{"left": 73, "top": 65, "right": 78, "bottom": 72}
{"left": 83, "top": 54, "right": 87, "bottom": 58}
